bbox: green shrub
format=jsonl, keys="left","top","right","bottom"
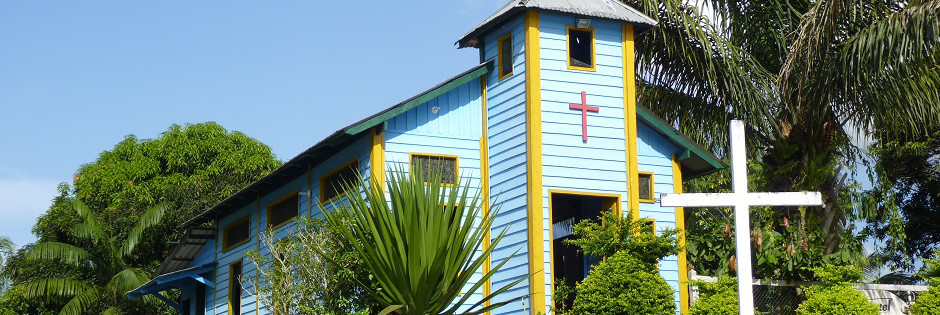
{"left": 910, "top": 251, "right": 940, "bottom": 315}
{"left": 571, "top": 251, "right": 675, "bottom": 315}
{"left": 796, "top": 265, "right": 879, "bottom": 315}
{"left": 690, "top": 277, "right": 738, "bottom": 315}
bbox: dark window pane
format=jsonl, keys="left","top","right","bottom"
{"left": 568, "top": 28, "right": 593, "bottom": 68}
{"left": 499, "top": 35, "right": 513, "bottom": 77}
{"left": 411, "top": 155, "right": 457, "bottom": 184}
{"left": 638, "top": 173, "right": 653, "bottom": 200}
{"left": 224, "top": 218, "right": 250, "bottom": 250}
{"left": 322, "top": 161, "right": 360, "bottom": 202}
{"left": 230, "top": 262, "right": 242, "bottom": 315}
{"left": 268, "top": 194, "right": 298, "bottom": 228}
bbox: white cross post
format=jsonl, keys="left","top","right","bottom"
{"left": 659, "top": 120, "right": 823, "bottom": 314}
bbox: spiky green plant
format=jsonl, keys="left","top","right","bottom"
{"left": 319, "top": 167, "right": 525, "bottom": 315}
{"left": 0, "top": 236, "right": 14, "bottom": 293}
{"left": 17, "top": 199, "right": 166, "bottom": 314}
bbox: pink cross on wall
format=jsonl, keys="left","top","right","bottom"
{"left": 569, "top": 91, "right": 599, "bottom": 142}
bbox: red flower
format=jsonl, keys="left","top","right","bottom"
{"left": 801, "top": 240, "right": 808, "bottom": 250}
{"left": 783, "top": 217, "right": 790, "bottom": 229}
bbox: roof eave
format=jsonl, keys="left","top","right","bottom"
{"left": 636, "top": 105, "right": 727, "bottom": 180}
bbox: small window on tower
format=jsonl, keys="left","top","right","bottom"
{"left": 638, "top": 172, "right": 654, "bottom": 202}
{"left": 567, "top": 26, "right": 595, "bottom": 70}
{"left": 498, "top": 34, "right": 513, "bottom": 79}
{"left": 411, "top": 154, "right": 458, "bottom": 185}
{"left": 267, "top": 192, "right": 298, "bottom": 229}
{"left": 222, "top": 216, "right": 250, "bottom": 251}
{"left": 321, "top": 159, "right": 360, "bottom": 203}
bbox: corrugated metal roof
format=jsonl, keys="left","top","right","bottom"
{"left": 153, "top": 227, "right": 215, "bottom": 276}
{"left": 457, "top": 0, "right": 657, "bottom": 48}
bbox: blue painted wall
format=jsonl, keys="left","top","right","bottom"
{"left": 480, "top": 14, "right": 533, "bottom": 315}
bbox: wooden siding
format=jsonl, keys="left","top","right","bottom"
{"left": 481, "top": 14, "right": 532, "bottom": 315}
{"left": 384, "top": 76, "right": 486, "bottom": 312}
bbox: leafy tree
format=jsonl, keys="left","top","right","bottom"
{"left": 796, "top": 265, "right": 879, "bottom": 315}
{"left": 319, "top": 168, "right": 526, "bottom": 315}
{"left": 689, "top": 277, "right": 738, "bottom": 315}
{"left": 630, "top": 0, "right": 939, "bottom": 279}
{"left": 18, "top": 200, "right": 167, "bottom": 314}
{"left": 910, "top": 251, "right": 940, "bottom": 315}
{"left": 0, "top": 236, "right": 13, "bottom": 293}
{"left": 247, "top": 214, "right": 379, "bottom": 315}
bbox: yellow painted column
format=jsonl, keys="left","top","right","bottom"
{"left": 673, "top": 156, "right": 691, "bottom": 314}
{"left": 370, "top": 127, "right": 386, "bottom": 193}
{"left": 480, "top": 75, "right": 493, "bottom": 314}
{"left": 622, "top": 24, "right": 640, "bottom": 220}
{"left": 524, "top": 10, "right": 546, "bottom": 315}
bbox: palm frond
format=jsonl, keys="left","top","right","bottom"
{"left": 26, "top": 242, "right": 94, "bottom": 268}
{"left": 17, "top": 278, "right": 91, "bottom": 300}
{"left": 59, "top": 286, "right": 102, "bottom": 315}
{"left": 106, "top": 268, "right": 149, "bottom": 295}
{"left": 71, "top": 199, "right": 101, "bottom": 230}
{"left": 121, "top": 203, "right": 166, "bottom": 257}
{"left": 100, "top": 307, "right": 121, "bottom": 315}
{"left": 68, "top": 223, "right": 107, "bottom": 245}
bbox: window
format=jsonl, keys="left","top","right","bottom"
{"left": 498, "top": 34, "right": 513, "bottom": 80}
{"left": 639, "top": 218, "right": 656, "bottom": 235}
{"left": 567, "top": 26, "right": 595, "bottom": 70}
{"left": 267, "top": 192, "right": 298, "bottom": 229}
{"left": 228, "top": 261, "right": 242, "bottom": 315}
{"left": 638, "top": 172, "right": 654, "bottom": 202}
{"left": 321, "top": 159, "right": 360, "bottom": 203}
{"left": 410, "top": 154, "right": 458, "bottom": 185}
{"left": 222, "top": 216, "right": 250, "bottom": 251}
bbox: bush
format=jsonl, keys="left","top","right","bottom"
{"left": 570, "top": 251, "right": 675, "bottom": 315}
{"left": 910, "top": 251, "right": 940, "bottom": 315}
{"left": 690, "top": 277, "right": 738, "bottom": 315}
{"left": 795, "top": 265, "right": 878, "bottom": 315}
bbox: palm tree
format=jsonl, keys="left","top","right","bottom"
{"left": 320, "top": 168, "right": 526, "bottom": 315}
{"left": 17, "top": 199, "right": 166, "bottom": 314}
{"left": 0, "top": 236, "right": 14, "bottom": 292}
{"left": 628, "top": 0, "right": 940, "bottom": 274}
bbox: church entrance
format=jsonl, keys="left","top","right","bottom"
{"left": 550, "top": 191, "right": 620, "bottom": 303}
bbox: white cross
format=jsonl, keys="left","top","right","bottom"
{"left": 659, "top": 120, "right": 823, "bottom": 314}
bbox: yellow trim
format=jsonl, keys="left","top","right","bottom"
{"left": 497, "top": 33, "right": 514, "bottom": 81}
{"left": 370, "top": 127, "right": 386, "bottom": 193}
{"left": 639, "top": 218, "right": 657, "bottom": 235}
{"left": 547, "top": 190, "right": 621, "bottom": 309}
{"left": 408, "top": 152, "right": 460, "bottom": 186}
{"left": 622, "top": 24, "right": 640, "bottom": 220}
{"left": 638, "top": 171, "right": 655, "bottom": 203}
{"left": 266, "top": 190, "right": 300, "bottom": 230}
{"left": 320, "top": 158, "right": 360, "bottom": 204}
{"left": 673, "top": 155, "right": 690, "bottom": 314}
{"left": 566, "top": 25, "right": 597, "bottom": 72}
{"left": 524, "top": 10, "right": 546, "bottom": 315}
{"left": 480, "top": 75, "right": 492, "bottom": 313}
{"left": 221, "top": 215, "right": 251, "bottom": 252}
{"left": 228, "top": 259, "right": 243, "bottom": 315}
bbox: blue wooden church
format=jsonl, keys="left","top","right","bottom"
{"left": 128, "top": 0, "right": 725, "bottom": 314}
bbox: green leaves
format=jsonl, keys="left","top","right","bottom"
{"left": 318, "top": 166, "right": 525, "bottom": 315}
{"left": 121, "top": 203, "right": 166, "bottom": 257}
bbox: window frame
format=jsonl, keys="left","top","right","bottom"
{"left": 221, "top": 216, "right": 251, "bottom": 252}
{"left": 639, "top": 218, "right": 657, "bottom": 236}
{"left": 409, "top": 153, "right": 460, "bottom": 186}
{"left": 266, "top": 190, "right": 299, "bottom": 230}
{"left": 638, "top": 171, "right": 655, "bottom": 203}
{"left": 320, "top": 158, "right": 360, "bottom": 204}
{"left": 228, "top": 259, "right": 243, "bottom": 315}
{"left": 566, "top": 25, "right": 597, "bottom": 72}
{"left": 497, "top": 33, "right": 514, "bottom": 80}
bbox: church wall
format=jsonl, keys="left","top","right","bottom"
{"left": 537, "top": 13, "right": 630, "bottom": 312}
{"left": 384, "top": 76, "right": 485, "bottom": 311}
{"left": 480, "top": 14, "right": 533, "bottom": 315}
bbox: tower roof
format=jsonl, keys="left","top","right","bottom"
{"left": 457, "top": 0, "right": 657, "bottom": 48}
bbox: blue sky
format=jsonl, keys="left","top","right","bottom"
{"left": 0, "top": 0, "right": 509, "bottom": 247}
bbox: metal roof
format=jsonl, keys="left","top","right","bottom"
{"left": 153, "top": 227, "right": 215, "bottom": 276}
{"left": 636, "top": 105, "right": 727, "bottom": 179}
{"left": 457, "top": 0, "right": 658, "bottom": 48}
{"left": 180, "top": 61, "right": 494, "bottom": 228}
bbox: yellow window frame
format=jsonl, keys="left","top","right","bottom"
{"left": 266, "top": 190, "right": 299, "bottom": 230}
{"left": 409, "top": 153, "right": 460, "bottom": 186}
{"left": 320, "top": 158, "right": 360, "bottom": 204}
{"left": 566, "top": 25, "right": 597, "bottom": 71}
{"left": 638, "top": 171, "right": 655, "bottom": 203}
{"left": 221, "top": 216, "right": 251, "bottom": 252}
{"left": 497, "top": 33, "right": 514, "bottom": 80}
{"left": 228, "top": 259, "right": 243, "bottom": 315}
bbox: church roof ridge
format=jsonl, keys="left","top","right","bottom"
{"left": 457, "top": 0, "right": 657, "bottom": 48}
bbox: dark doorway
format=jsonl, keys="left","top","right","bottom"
{"left": 550, "top": 192, "right": 619, "bottom": 307}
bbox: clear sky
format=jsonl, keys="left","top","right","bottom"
{"left": 0, "top": 0, "right": 509, "bottom": 247}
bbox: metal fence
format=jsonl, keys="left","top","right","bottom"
{"left": 690, "top": 276, "right": 929, "bottom": 314}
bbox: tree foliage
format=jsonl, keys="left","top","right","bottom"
{"left": 796, "top": 265, "right": 879, "bottom": 315}
{"left": 247, "top": 214, "right": 379, "bottom": 315}
{"left": 689, "top": 277, "right": 738, "bottom": 315}
{"left": 319, "top": 168, "right": 525, "bottom": 315}
{"left": 910, "top": 251, "right": 940, "bottom": 315}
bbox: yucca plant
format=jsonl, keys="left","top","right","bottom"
{"left": 320, "top": 167, "right": 525, "bottom": 315}
{"left": 17, "top": 199, "right": 166, "bottom": 314}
